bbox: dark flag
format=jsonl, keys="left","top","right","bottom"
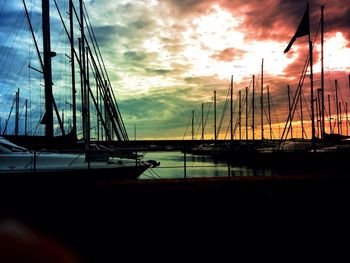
{"left": 284, "top": 4, "right": 310, "bottom": 53}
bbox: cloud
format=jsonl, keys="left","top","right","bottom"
{"left": 1, "top": 0, "right": 349, "bottom": 139}
{"left": 210, "top": 48, "right": 246, "bottom": 62}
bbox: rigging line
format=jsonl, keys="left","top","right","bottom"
{"left": 263, "top": 106, "right": 275, "bottom": 139}
{"left": 270, "top": 94, "right": 283, "bottom": 139}
{"left": 0, "top": 4, "right": 24, "bottom": 60}
{"left": 82, "top": 3, "right": 128, "bottom": 137}
{"left": 281, "top": 55, "right": 309, "bottom": 140}
{"left": 203, "top": 101, "right": 212, "bottom": 138}
{"left": 88, "top": 52, "right": 123, "bottom": 140}
{"left": 2, "top": 95, "right": 16, "bottom": 135}
{"left": 2, "top": 25, "right": 28, "bottom": 94}
{"left": 53, "top": 1, "right": 114, "bottom": 139}
{"left": 83, "top": 27, "right": 127, "bottom": 140}
{"left": 79, "top": 11, "right": 129, "bottom": 142}
{"left": 217, "top": 93, "right": 229, "bottom": 139}
{"left": 217, "top": 86, "right": 230, "bottom": 137}
{"left": 82, "top": 3, "right": 110, "bottom": 90}
{"left": 194, "top": 110, "right": 202, "bottom": 140}
{"left": 22, "top": 0, "right": 44, "bottom": 71}
{"left": 232, "top": 97, "right": 240, "bottom": 137}
{"left": 12, "top": 102, "right": 26, "bottom": 135}
{"left": 225, "top": 92, "right": 239, "bottom": 140}
{"left": 282, "top": 19, "right": 320, "bottom": 140}
{"left": 83, "top": 23, "right": 130, "bottom": 140}
{"left": 0, "top": 10, "right": 25, "bottom": 76}
{"left": 183, "top": 113, "right": 191, "bottom": 140}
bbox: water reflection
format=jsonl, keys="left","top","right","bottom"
{"left": 141, "top": 151, "right": 272, "bottom": 179}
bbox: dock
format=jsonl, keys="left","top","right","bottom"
{"left": 0, "top": 174, "right": 349, "bottom": 262}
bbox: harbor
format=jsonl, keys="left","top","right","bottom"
{"left": 1, "top": 0, "right": 350, "bottom": 262}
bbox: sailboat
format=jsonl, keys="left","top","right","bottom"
{"left": 0, "top": 136, "right": 154, "bottom": 182}
{"left": 214, "top": 4, "right": 350, "bottom": 174}
{"left": 0, "top": 0, "right": 157, "bottom": 181}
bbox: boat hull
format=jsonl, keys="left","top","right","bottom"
{"left": 215, "top": 149, "right": 350, "bottom": 174}
{"left": 0, "top": 164, "right": 150, "bottom": 186}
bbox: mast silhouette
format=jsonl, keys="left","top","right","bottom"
{"left": 320, "top": 5, "right": 325, "bottom": 138}
{"left": 260, "top": 59, "right": 264, "bottom": 140}
{"left": 335, "top": 80, "right": 340, "bottom": 134}
{"left": 239, "top": 90, "right": 242, "bottom": 140}
{"left": 245, "top": 86, "right": 248, "bottom": 140}
{"left": 214, "top": 90, "right": 217, "bottom": 141}
{"left": 252, "top": 75, "right": 255, "bottom": 141}
{"left": 308, "top": 11, "right": 316, "bottom": 146}
{"left": 267, "top": 86, "right": 272, "bottom": 140}
{"left": 192, "top": 109, "right": 194, "bottom": 141}
{"left": 69, "top": 0, "right": 77, "bottom": 137}
{"left": 42, "top": 0, "right": 54, "bottom": 138}
{"left": 201, "top": 103, "right": 204, "bottom": 140}
{"left": 287, "top": 85, "right": 293, "bottom": 139}
{"left": 15, "top": 89, "right": 19, "bottom": 136}
{"left": 328, "top": 94, "right": 332, "bottom": 133}
{"left": 230, "top": 76, "right": 233, "bottom": 141}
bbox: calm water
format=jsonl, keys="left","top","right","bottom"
{"left": 140, "top": 151, "right": 272, "bottom": 179}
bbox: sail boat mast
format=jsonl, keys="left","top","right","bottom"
{"left": 214, "top": 90, "right": 217, "bottom": 141}
{"left": 230, "top": 76, "right": 233, "bottom": 141}
{"left": 69, "top": 0, "right": 77, "bottom": 137}
{"left": 261, "top": 59, "right": 264, "bottom": 140}
{"left": 308, "top": 4, "right": 316, "bottom": 145}
{"left": 42, "top": 0, "right": 54, "bottom": 138}
{"left": 252, "top": 75, "right": 255, "bottom": 141}
{"left": 80, "top": 0, "right": 89, "bottom": 144}
{"left": 320, "top": 5, "right": 325, "bottom": 138}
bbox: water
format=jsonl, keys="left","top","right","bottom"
{"left": 140, "top": 151, "right": 272, "bottom": 179}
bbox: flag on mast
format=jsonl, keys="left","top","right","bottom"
{"left": 284, "top": 3, "right": 310, "bottom": 54}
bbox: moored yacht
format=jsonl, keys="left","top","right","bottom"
{"left": 0, "top": 136, "right": 156, "bottom": 183}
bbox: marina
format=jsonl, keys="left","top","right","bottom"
{"left": 0, "top": 0, "right": 350, "bottom": 262}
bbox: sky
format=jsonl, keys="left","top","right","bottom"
{"left": 0, "top": 0, "right": 349, "bottom": 140}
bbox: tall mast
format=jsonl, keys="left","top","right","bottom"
{"left": 25, "top": 99, "right": 28, "bottom": 136}
{"left": 300, "top": 89, "right": 304, "bottom": 139}
{"left": 201, "top": 103, "right": 204, "bottom": 140}
{"left": 69, "top": 0, "right": 77, "bottom": 137}
{"left": 42, "top": 0, "right": 54, "bottom": 138}
{"left": 267, "top": 86, "right": 272, "bottom": 140}
{"left": 97, "top": 83, "right": 100, "bottom": 141}
{"left": 315, "top": 97, "right": 319, "bottom": 137}
{"left": 245, "top": 86, "right": 248, "bottom": 140}
{"left": 320, "top": 5, "right": 325, "bottom": 138}
{"left": 214, "top": 90, "right": 217, "bottom": 142}
{"left": 230, "top": 75, "right": 233, "bottom": 141}
{"left": 80, "top": 0, "right": 88, "bottom": 143}
{"left": 308, "top": 3, "right": 316, "bottom": 146}
{"left": 252, "top": 75, "right": 255, "bottom": 141}
{"left": 317, "top": 89, "right": 322, "bottom": 137}
{"left": 339, "top": 102, "right": 342, "bottom": 135}
{"left": 239, "top": 90, "right": 242, "bottom": 140}
{"left": 346, "top": 102, "right": 349, "bottom": 136}
{"left": 261, "top": 59, "right": 264, "bottom": 140}
{"left": 328, "top": 94, "right": 332, "bottom": 133}
{"left": 335, "top": 80, "right": 340, "bottom": 134}
{"left": 287, "top": 85, "right": 293, "bottom": 139}
{"left": 192, "top": 109, "right": 194, "bottom": 141}
{"left": 86, "top": 47, "right": 91, "bottom": 142}
{"left": 15, "top": 89, "right": 19, "bottom": 136}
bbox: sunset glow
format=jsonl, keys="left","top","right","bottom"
{"left": 0, "top": 0, "right": 349, "bottom": 140}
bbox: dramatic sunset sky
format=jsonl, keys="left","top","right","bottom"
{"left": 0, "top": 0, "right": 349, "bottom": 140}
